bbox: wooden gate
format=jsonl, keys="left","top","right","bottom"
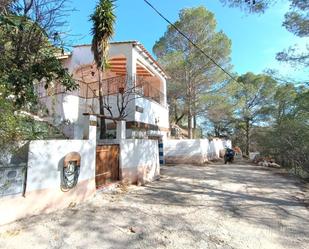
{"left": 96, "top": 145, "right": 120, "bottom": 188}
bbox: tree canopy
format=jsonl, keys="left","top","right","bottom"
{"left": 232, "top": 73, "right": 277, "bottom": 154}
{"left": 204, "top": 70, "right": 308, "bottom": 176}
{"left": 90, "top": 0, "right": 116, "bottom": 139}
{"left": 0, "top": 0, "right": 76, "bottom": 108}
{"left": 153, "top": 6, "right": 232, "bottom": 138}
{"left": 0, "top": 0, "right": 76, "bottom": 155}
{"left": 221, "top": 0, "right": 309, "bottom": 68}
{"left": 90, "top": 0, "right": 116, "bottom": 71}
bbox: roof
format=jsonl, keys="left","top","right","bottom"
{"left": 72, "top": 41, "right": 137, "bottom": 47}
{"left": 132, "top": 42, "right": 167, "bottom": 78}
{"left": 73, "top": 41, "right": 168, "bottom": 78}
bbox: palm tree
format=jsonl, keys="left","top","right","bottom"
{"left": 90, "top": 0, "right": 116, "bottom": 139}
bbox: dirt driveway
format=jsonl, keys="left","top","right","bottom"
{"left": 1, "top": 162, "right": 308, "bottom": 249}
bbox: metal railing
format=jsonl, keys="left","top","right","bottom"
{"left": 78, "top": 75, "right": 165, "bottom": 106}
{"left": 136, "top": 76, "right": 165, "bottom": 105}
{"left": 37, "top": 75, "right": 165, "bottom": 106}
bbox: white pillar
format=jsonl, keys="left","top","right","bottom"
{"left": 116, "top": 121, "right": 126, "bottom": 140}
{"left": 88, "top": 115, "right": 97, "bottom": 181}
{"left": 162, "top": 78, "right": 167, "bottom": 107}
{"left": 126, "top": 48, "right": 137, "bottom": 88}
{"left": 89, "top": 115, "right": 97, "bottom": 143}
{"left": 125, "top": 47, "right": 137, "bottom": 122}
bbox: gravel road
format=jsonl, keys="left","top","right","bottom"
{"left": 0, "top": 162, "right": 308, "bottom": 249}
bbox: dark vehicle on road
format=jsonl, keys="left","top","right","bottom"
{"left": 224, "top": 148, "right": 235, "bottom": 164}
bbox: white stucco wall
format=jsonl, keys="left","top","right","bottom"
{"left": 40, "top": 94, "right": 79, "bottom": 123}
{"left": 164, "top": 139, "right": 209, "bottom": 164}
{"left": 164, "top": 139, "right": 232, "bottom": 164}
{"left": 119, "top": 139, "right": 160, "bottom": 184}
{"left": 135, "top": 97, "right": 169, "bottom": 129}
{"left": 27, "top": 139, "right": 96, "bottom": 192}
{"left": 80, "top": 95, "right": 169, "bottom": 139}
{"left": 64, "top": 46, "right": 94, "bottom": 72}
{"left": 0, "top": 119, "right": 97, "bottom": 225}
{"left": 39, "top": 94, "right": 84, "bottom": 138}
{"left": 133, "top": 45, "right": 167, "bottom": 106}
{"left": 208, "top": 138, "right": 232, "bottom": 160}
{"left": 66, "top": 44, "right": 136, "bottom": 78}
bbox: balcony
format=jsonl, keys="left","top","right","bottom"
{"left": 77, "top": 75, "right": 165, "bottom": 106}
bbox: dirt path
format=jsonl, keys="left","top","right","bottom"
{"left": 1, "top": 162, "right": 308, "bottom": 249}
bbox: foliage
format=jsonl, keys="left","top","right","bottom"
{"left": 1, "top": 0, "right": 70, "bottom": 41}
{"left": 0, "top": 0, "right": 76, "bottom": 155}
{"left": 221, "top": 0, "right": 309, "bottom": 68}
{"left": 218, "top": 73, "right": 277, "bottom": 155}
{"left": 0, "top": 86, "right": 64, "bottom": 161}
{"left": 283, "top": 0, "right": 309, "bottom": 37}
{"left": 272, "top": 83, "right": 297, "bottom": 124}
{"left": 255, "top": 85, "right": 309, "bottom": 176}
{"left": 0, "top": 1, "right": 76, "bottom": 108}
{"left": 220, "top": 0, "right": 275, "bottom": 13}
{"left": 234, "top": 73, "right": 277, "bottom": 123}
{"left": 153, "top": 6, "right": 232, "bottom": 138}
{"left": 205, "top": 72, "right": 309, "bottom": 176}
{"left": 90, "top": 0, "right": 116, "bottom": 139}
{"left": 276, "top": 44, "right": 309, "bottom": 68}
{"left": 90, "top": 0, "right": 116, "bottom": 70}
{"left": 203, "top": 93, "right": 235, "bottom": 138}
{"left": 0, "top": 87, "right": 24, "bottom": 147}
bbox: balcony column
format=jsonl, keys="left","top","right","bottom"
{"left": 162, "top": 78, "right": 167, "bottom": 107}
{"left": 88, "top": 115, "right": 97, "bottom": 142}
{"left": 126, "top": 47, "right": 137, "bottom": 88}
{"left": 116, "top": 120, "right": 126, "bottom": 140}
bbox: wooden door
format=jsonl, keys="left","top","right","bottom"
{"left": 96, "top": 145, "right": 119, "bottom": 188}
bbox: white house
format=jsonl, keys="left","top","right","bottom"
{"left": 38, "top": 41, "right": 170, "bottom": 140}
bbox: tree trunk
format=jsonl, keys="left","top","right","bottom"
{"left": 175, "top": 114, "right": 185, "bottom": 125}
{"left": 174, "top": 100, "right": 178, "bottom": 123}
{"left": 245, "top": 118, "right": 250, "bottom": 156}
{"left": 193, "top": 115, "right": 197, "bottom": 138}
{"left": 214, "top": 124, "right": 220, "bottom": 137}
{"left": 99, "top": 71, "right": 106, "bottom": 139}
{"left": 187, "top": 74, "right": 193, "bottom": 139}
{"left": 188, "top": 114, "right": 192, "bottom": 138}
{"left": 188, "top": 99, "right": 193, "bottom": 139}
{"left": 192, "top": 87, "right": 197, "bottom": 138}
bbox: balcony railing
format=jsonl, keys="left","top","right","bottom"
{"left": 37, "top": 75, "right": 165, "bottom": 106}
{"left": 136, "top": 77, "right": 165, "bottom": 105}
{"left": 78, "top": 75, "right": 165, "bottom": 106}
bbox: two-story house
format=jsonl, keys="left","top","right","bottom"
{"left": 38, "top": 41, "right": 169, "bottom": 140}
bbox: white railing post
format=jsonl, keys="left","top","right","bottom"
{"left": 89, "top": 115, "right": 97, "bottom": 143}
{"left": 116, "top": 120, "right": 126, "bottom": 140}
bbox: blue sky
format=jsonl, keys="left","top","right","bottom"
{"left": 66, "top": 0, "right": 308, "bottom": 81}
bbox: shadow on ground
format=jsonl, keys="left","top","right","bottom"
{"left": 0, "top": 161, "right": 308, "bottom": 249}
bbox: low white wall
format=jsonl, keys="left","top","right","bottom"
{"left": 164, "top": 139, "right": 232, "bottom": 164}
{"left": 0, "top": 138, "right": 96, "bottom": 225}
{"left": 27, "top": 139, "right": 96, "bottom": 192}
{"left": 208, "top": 138, "right": 232, "bottom": 160}
{"left": 119, "top": 139, "right": 160, "bottom": 184}
{"left": 164, "top": 139, "right": 208, "bottom": 164}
